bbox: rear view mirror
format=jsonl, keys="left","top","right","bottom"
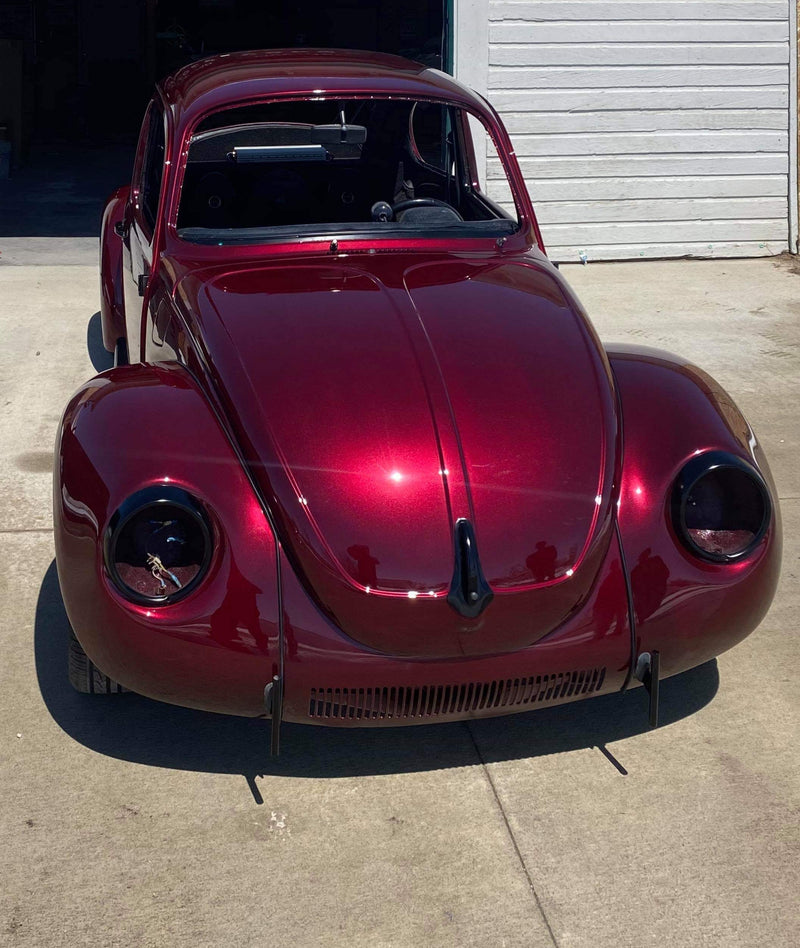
{"left": 311, "top": 124, "right": 367, "bottom": 145}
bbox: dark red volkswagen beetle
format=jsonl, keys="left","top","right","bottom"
{"left": 55, "top": 50, "right": 781, "bottom": 751}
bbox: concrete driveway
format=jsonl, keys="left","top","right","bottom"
{"left": 1, "top": 243, "right": 797, "bottom": 947}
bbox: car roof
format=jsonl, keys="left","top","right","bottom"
{"left": 159, "top": 48, "right": 489, "bottom": 134}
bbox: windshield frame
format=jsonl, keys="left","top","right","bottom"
{"left": 164, "top": 91, "right": 538, "bottom": 257}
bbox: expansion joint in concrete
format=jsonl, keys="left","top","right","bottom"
{"left": 465, "top": 721, "right": 560, "bottom": 948}
{"left": 1, "top": 528, "right": 54, "bottom": 534}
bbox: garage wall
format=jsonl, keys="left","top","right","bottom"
{"left": 473, "top": 0, "right": 795, "bottom": 261}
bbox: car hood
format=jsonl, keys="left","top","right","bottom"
{"left": 177, "top": 253, "right": 619, "bottom": 657}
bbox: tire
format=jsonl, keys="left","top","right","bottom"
{"left": 68, "top": 630, "right": 125, "bottom": 694}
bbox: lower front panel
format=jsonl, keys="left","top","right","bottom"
{"left": 279, "top": 538, "right": 632, "bottom": 727}
{"left": 305, "top": 668, "right": 608, "bottom": 726}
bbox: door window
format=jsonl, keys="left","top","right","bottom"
{"left": 409, "top": 102, "right": 453, "bottom": 173}
{"left": 140, "top": 102, "right": 166, "bottom": 235}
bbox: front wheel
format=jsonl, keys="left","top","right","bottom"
{"left": 68, "top": 630, "right": 125, "bottom": 694}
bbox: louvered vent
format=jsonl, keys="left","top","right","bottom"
{"left": 308, "top": 667, "right": 606, "bottom": 721}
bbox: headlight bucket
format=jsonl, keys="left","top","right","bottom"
{"left": 671, "top": 451, "right": 771, "bottom": 563}
{"left": 104, "top": 486, "right": 213, "bottom": 605}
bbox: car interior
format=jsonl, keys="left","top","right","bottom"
{"left": 176, "top": 98, "right": 518, "bottom": 242}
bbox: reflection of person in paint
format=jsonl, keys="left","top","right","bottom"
{"left": 526, "top": 540, "right": 557, "bottom": 582}
{"left": 347, "top": 544, "right": 380, "bottom": 587}
{"left": 593, "top": 559, "right": 628, "bottom": 638}
{"left": 631, "top": 548, "right": 669, "bottom": 624}
{"left": 209, "top": 556, "right": 266, "bottom": 653}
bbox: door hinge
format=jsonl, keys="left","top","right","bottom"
{"left": 137, "top": 273, "right": 149, "bottom": 296}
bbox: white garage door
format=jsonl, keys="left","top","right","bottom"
{"left": 483, "top": 1, "right": 796, "bottom": 261}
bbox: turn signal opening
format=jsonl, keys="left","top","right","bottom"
{"left": 673, "top": 452, "right": 770, "bottom": 562}
{"left": 105, "top": 487, "right": 212, "bottom": 604}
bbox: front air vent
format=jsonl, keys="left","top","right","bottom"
{"left": 308, "top": 667, "right": 606, "bottom": 721}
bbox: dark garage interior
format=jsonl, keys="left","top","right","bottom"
{"left": 0, "top": 0, "right": 448, "bottom": 234}
{"left": 2, "top": 0, "right": 448, "bottom": 149}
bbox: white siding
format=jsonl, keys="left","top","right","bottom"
{"left": 486, "top": 0, "right": 792, "bottom": 260}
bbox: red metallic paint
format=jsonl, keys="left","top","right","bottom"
{"left": 55, "top": 50, "right": 781, "bottom": 726}
{"left": 608, "top": 345, "right": 781, "bottom": 679}
{"left": 170, "top": 254, "right": 618, "bottom": 660}
{"left": 99, "top": 186, "right": 129, "bottom": 352}
{"left": 279, "top": 542, "right": 632, "bottom": 726}
{"left": 55, "top": 364, "right": 280, "bottom": 716}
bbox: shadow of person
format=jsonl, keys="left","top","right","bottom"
{"left": 526, "top": 541, "right": 557, "bottom": 582}
{"left": 87, "top": 312, "right": 114, "bottom": 373}
{"left": 35, "top": 559, "right": 719, "bottom": 788}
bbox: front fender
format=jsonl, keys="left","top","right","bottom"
{"left": 54, "top": 362, "right": 280, "bottom": 715}
{"left": 610, "top": 344, "right": 781, "bottom": 678}
{"left": 99, "top": 186, "right": 130, "bottom": 352}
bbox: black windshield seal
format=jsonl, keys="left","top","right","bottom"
{"left": 177, "top": 219, "right": 517, "bottom": 246}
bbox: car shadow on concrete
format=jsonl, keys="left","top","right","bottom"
{"left": 35, "top": 560, "right": 720, "bottom": 787}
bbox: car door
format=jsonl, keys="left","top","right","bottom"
{"left": 122, "top": 99, "right": 166, "bottom": 363}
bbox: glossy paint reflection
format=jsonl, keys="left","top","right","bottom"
{"left": 278, "top": 533, "right": 633, "bottom": 725}
{"left": 609, "top": 346, "right": 781, "bottom": 678}
{"left": 69, "top": 50, "right": 780, "bottom": 724}
{"left": 175, "top": 253, "right": 620, "bottom": 657}
{"left": 54, "top": 364, "right": 281, "bottom": 714}
{"left": 630, "top": 549, "right": 669, "bottom": 624}
{"left": 527, "top": 542, "right": 558, "bottom": 583}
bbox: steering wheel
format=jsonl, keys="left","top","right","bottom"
{"left": 391, "top": 198, "right": 464, "bottom": 221}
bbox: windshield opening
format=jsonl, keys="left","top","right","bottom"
{"left": 176, "top": 97, "right": 519, "bottom": 245}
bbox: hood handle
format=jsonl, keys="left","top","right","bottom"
{"left": 447, "top": 518, "right": 494, "bottom": 619}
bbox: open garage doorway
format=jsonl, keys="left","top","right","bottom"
{"left": 0, "top": 0, "right": 449, "bottom": 234}
{"left": 14, "top": 0, "right": 449, "bottom": 148}
{"left": 154, "top": 0, "right": 449, "bottom": 81}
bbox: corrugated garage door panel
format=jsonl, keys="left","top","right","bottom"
{"left": 487, "top": 0, "right": 790, "bottom": 260}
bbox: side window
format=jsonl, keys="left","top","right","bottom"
{"left": 410, "top": 102, "right": 453, "bottom": 174}
{"left": 464, "top": 113, "right": 520, "bottom": 224}
{"left": 140, "top": 103, "right": 165, "bottom": 235}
